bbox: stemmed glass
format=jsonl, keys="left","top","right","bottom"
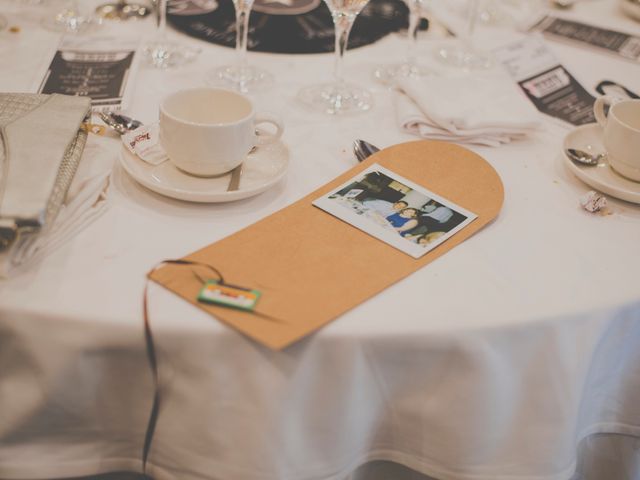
{"left": 436, "top": 0, "right": 491, "bottom": 69}
{"left": 206, "top": 0, "right": 272, "bottom": 93}
{"left": 373, "top": 0, "right": 430, "bottom": 85}
{"left": 143, "top": 0, "right": 201, "bottom": 69}
{"left": 297, "top": 0, "right": 372, "bottom": 115}
{"left": 42, "top": 1, "right": 92, "bottom": 33}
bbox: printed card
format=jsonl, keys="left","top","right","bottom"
{"left": 38, "top": 36, "right": 140, "bottom": 112}
{"left": 530, "top": 16, "right": 640, "bottom": 64}
{"left": 493, "top": 36, "right": 596, "bottom": 126}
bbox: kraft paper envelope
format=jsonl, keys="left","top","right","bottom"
{"left": 151, "top": 140, "right": 504, "bottom": 350}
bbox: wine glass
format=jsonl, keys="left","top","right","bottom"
{"left": 436, "top": 0, "right": 491, "bottom": 69}
{"left": 143, "top": 0, "right": 201, "bottom": 69}
{"left": 42, "top": 0, "right": 92, "bottom": 33}
{"left": 206, "top": 0, "right": 272, "bottom": 93}
{"left": 373, "top": 0, "right": 430, "bottom": 85}
{"left": 297, "top": 0, "right": 372, "bottom": 114}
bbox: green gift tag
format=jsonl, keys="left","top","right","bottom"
{"left": 197, "top": 280, "right": 261, "bottom": 312}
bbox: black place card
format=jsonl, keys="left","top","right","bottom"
{"left": 518, "top": 65, "right": 595, "bottom": 126}
{"left": 38, "top": 38, "right": 138, "bottom": 112}
{"left": 494, "top": 36, "right": 596, "bottom": 126}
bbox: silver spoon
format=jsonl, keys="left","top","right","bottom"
{"left": 353, "top": 139, "right": 380, "bottom": 162}
{"left": 565, "top": 148, "right": 606, "bottom": 167}
{"left": 100, "top": 111, "right": 143, "bottom": 135}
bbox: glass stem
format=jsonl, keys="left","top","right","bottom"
{"left": 157, "top": 0, "right": 167, "bottom": 36}
{"left": 332, "top": 12, "right": 354, "bottom": 86}
{"left": 466, "top": 0, "right": 479, "bottom": 41}
{"left": 406, "top": 5, "right": 421, "bottom": 66}
{"left": 235, "top": 3, "right": 252, "bottom": 70}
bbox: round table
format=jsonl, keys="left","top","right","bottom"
{"left": 1, "top": 1, "right": 639, "bottom": 479}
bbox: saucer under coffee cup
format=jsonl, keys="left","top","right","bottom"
{"left": 160, "top": 87, "right": 284, "bottom": 177}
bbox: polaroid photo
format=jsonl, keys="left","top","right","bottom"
{"left": 313, "top": 164, "right": 477, "bottom": 259}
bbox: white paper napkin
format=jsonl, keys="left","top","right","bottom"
{"left": 5, "top": 135, "right": 113, "bottom": 274}
{"left": 394, "top": 73, "right": 541, "bottom": 147}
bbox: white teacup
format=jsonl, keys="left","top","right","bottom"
{"left": 593, "top": 97, "right": 640, "bottom": 182}
{"left": 160, "top": 87, "right": 283, "bottom": 177}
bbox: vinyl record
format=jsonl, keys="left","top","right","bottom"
{"left": 168, "top": 0, "right": 411, "bottom": 54}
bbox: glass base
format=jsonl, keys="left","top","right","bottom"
{"left": 42, "top": 10, "right": 92, "bottom": 33}
{"left": 373, "top": 62, "right": 431, "bottom": 85}
{"left": 437, "top": 45, "right": 492, "bottom": 70}
{"left": 143, "top": 40, "right": 200, "bottom": 69}
{"left": 95, "top": 2, "right": 151, "bottom": 20}
{"left": 297, "top": 83, "right": 373, "bottom": 115}
{"left": 205, "top": 65, "right": 274, "bottom": 93}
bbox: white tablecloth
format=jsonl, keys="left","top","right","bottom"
{"left": 1, "top": 1, "right": 640, "bottom": 479}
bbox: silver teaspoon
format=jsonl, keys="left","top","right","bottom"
{"left": 100, "top": 112, "right": 143, "bottom": 135}
{"left": 565, "top": 148, "right": 606, "bottom": 166}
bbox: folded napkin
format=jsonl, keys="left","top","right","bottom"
{"left": 6, "top": 136, "right": 112, "bottom": 274}
{"left": 0, "top": 93, "right": 111, "bottom": 276}
{"left": 395, "top": 73, "right": 541, "bottom": 147}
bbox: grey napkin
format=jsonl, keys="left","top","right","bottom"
{"left": 0, "top": 93, "right": 91, "bottom": 271}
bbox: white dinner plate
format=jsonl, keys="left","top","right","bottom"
{"left": 119, "top": 140, "right": 289, "bottom": 202}
{"left": 562, "top": 123, "right": 640, "bottom": 204}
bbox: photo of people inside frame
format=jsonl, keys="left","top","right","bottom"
{"left": 314, "top": 164, "right": 477, "bottom": 258}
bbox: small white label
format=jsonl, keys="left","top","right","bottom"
{"left": 123, "top": 123, "right": 168, "bottom": 165}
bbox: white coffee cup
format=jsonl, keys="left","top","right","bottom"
{"left": 159, "top": 87, "right": 283, "bottom": 177}
{"left": 593, "top": 97, "right": 640, "bottom": 182}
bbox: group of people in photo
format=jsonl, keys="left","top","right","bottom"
{"left": 361, "top": 196, "right": 463, "bottom": 246}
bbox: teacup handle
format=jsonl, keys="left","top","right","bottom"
{"left": 254, "top": 114, "right": 284, "bottom": 146}
{"left": 593, "top": 96, "right": 614, "bottom": 128}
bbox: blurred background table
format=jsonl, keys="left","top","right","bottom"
{"left": 0, "top": 1, "right": 639, "bottom": 479}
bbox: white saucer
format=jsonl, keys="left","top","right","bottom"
{"left": 562, "top": 123, "right": 640, "bottom": 204}
{"left": 119, "top": 140, "right": 289, "bottom": 202}
{"left": 620, "top": 0, "right": 640, "bottom": 21}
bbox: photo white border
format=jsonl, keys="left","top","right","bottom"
{"left": 313, "top": 164, "right": 478, "bottom": 259}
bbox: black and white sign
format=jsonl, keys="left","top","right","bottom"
{"left": 530, "top": 16, "right": 640, "bottom": 64}
{"left": 494, "top": 36, "right": 596, "bottom": 126}
{"left": 38, "top": 37, "right": 139, "bottom": 112}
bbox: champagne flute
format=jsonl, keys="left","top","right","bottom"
{"left": 42, "top": 0, "right": 92, "bottom": 33}
{"left": 206, "top": 0, "right": 273, "bottom": 93}
{"left": 297, "top": 0, "right": 372, "bottom": 114}
{"left": 373, "top": 0, "right": 430, "bottom": 85}
{"left": 436, "top": 0, "right": 491, "bottom": 69}
{"left": 143, "top": 0, "right": 200, "bottom": 69}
